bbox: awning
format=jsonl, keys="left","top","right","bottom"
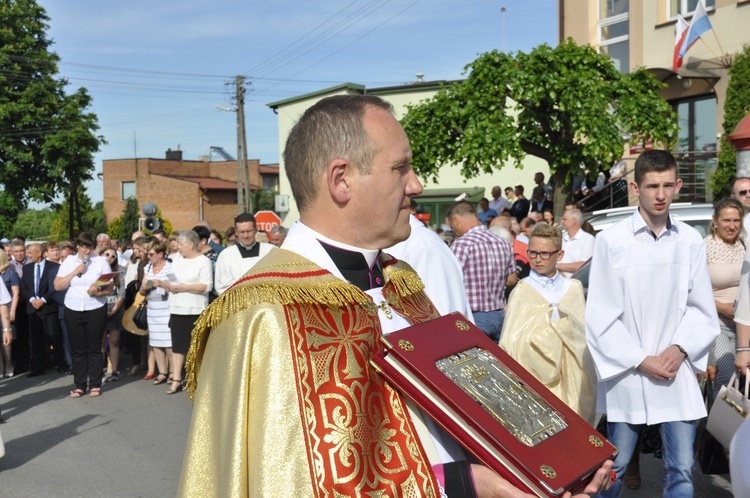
{"left": 648, "top": 67, "right": 720, "bottom": 82}
{"left": 415, "top": 187, "right": 485, "bottom": 204}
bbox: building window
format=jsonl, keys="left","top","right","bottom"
{"left": 668, "top": 0, "right": 715, "bottom": 19}
{"left": 675, "top": 95, "right": 717, "bottom": 153}
{"left": 262, "top": 176, "right": 277, "bottom": 191}
{"left": 600, "top": 0, "right": 629, "bottom": 18}
{"left": 599, "top": 1, "right": 629, "bottom": 73}
{"left": 121, "top": 181, "right": 136, "bottom": 200}
{"left": 673, "top": 95, "right": 717, "bottom": 202}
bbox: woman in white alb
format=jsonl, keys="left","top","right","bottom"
{"left": 139, "top": 240, "right": 172, "bottom": 386}
{"left": 162, "top": 230, "right": 212, "bottom": 395}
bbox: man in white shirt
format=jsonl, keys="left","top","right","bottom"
{"left": 586, "top": 150, "right": 719, "bottom": 497}
{"left": 213, "top": 213, "right": 276, "bottom": 294}
{"left": 488, "top": 185, "right": 510, "bottom": 214}
{"left": 730, "top": 176, "right": 750, "bottom": 234}
{"left": 557, "top": 208, "right": 594, "bottom": 277}
{"left": 386, "top": 214, "right": 473, "bottom": 320}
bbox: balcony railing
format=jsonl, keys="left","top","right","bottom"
{"left": 579, "top": 150, "right": 718, "bottom": 213}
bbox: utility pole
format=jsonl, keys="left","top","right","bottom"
{"left": 235, "top": 75, "right": 252, "bottom": 214}
{"left": 501, "top": 7, "right": 506, "bottom": 52}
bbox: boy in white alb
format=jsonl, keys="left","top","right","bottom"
{"left": 586, "top": 150, "right": 719, "bottom": 498}
{"left": 500, "top": 222, "right": 596, "bottom": 424}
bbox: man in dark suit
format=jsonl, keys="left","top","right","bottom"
{"left": 529, "top": 185, "right": 553, "bottom": 214}
{"left": 509, "top": 185, "right": 530, "bottom": 223}
{"left": 20, "top": 243, "right": 62, "bottom": 377}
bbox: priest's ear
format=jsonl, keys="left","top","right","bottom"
{"left": 327, "top": 158, "right": 353, "bottom": 204}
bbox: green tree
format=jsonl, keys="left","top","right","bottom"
{"left": 0, "top": 0, "right": 104, "bottom": 230}
{"left": 251, "top": 189, "right": 276, "bottom": 212}
{"left": 48, "top": 192, "right": 105, "bottom": 239}
{"left": 401, "top": 41, "right": 679, "bottom": 215}
{"left": 107, "top": 217, "right": 123, "bottom": 240}
{"left": 11, "top": 208, "right": 55, "bottom": 239}
{"left": 118, "top": 197, "right": 141, "bottom": 237}
{"left": 712, "top": 45, "right": 750, "bottom": 198}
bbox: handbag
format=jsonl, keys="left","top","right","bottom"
{"left": 707, "top": 371, "right": 750, "bottom": 449}
{"left": 695, "top": 379, "right": 729, "bottom": 474}
{"left": 132, "top": 299, "right": 149, "bottom": 331}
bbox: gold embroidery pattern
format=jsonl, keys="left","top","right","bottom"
{"left": 287, "top": 301, "right": 437, "bottom": 497}
{"left": 387, "top": 286, "right": 440, "bottom": 324}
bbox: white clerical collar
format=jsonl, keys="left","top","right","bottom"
{"left": 301, "top": 223, "right": 380, "bottom": 268}
{"left": 237, "top": 241, "right": 257, "bottom": 251}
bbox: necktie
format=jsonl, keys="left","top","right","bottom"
{"left": 35, "top": 263, "right": 41, "bottom": 297}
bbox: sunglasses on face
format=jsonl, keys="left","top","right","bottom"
{"left": 104, "top": 253, "right": 116, "bottom": 258}
{"left": 736, "top": 190, "right": 749, "bottom": 197}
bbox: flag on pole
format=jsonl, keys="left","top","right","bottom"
{"left": 678, "top": 1, "right": 713, "bottom": 59}
{"left": 673, "top": 15, "right": 689, "bottom": 71}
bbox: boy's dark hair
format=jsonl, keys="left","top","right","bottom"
{"left": 634, "top": 150, "right": 677, "bottom": 186}
{"left": 192, "top": 225, "right": 211, "bottom": 242}
{"left": 234, "top": 212, "right": 257, "bottom": 226}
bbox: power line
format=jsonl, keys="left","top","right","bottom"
{"left": 242, "top": 0, "right": 361, "bottom": 76}
{"left": 252, "top": 0, "right": 423, "bottom": 97}
{"left": 248, "top": 0, "right": 391, "bottom": 79}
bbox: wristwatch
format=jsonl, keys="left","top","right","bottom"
{"left": 674, "top": 344, "right": 688, "bottom": 357}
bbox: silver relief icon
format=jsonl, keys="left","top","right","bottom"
{"left": 436, "top": 347, "right": 567, "bottom": 447}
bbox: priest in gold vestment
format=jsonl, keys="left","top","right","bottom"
{"left": 179, "top": 96, "right": 612, "bottom": 498}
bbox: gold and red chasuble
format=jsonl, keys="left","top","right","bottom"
{"left": 285, "top": 254, "right": 440, "bottom": 497}
{"left": 183, "top": 250, "right": 441, "bottom": 497}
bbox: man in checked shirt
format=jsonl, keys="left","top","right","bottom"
{"left": 447, "top": 200, "right": 516, "bottom": 341}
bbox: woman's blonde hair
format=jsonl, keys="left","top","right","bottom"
{"left": 710, "top": 197, "right": 745, "bottom": 242}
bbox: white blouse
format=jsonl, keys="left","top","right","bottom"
{"left": 58, "top": 254, "right": 109, "bottom": 311}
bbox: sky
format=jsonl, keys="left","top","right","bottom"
{"left": 38, "top": 0, "right": 558, "bottom": 207}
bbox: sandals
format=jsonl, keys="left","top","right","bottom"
{"left": 166, "top": 379, "right": 183, "bottom": 395}
{"left": 143, "top": 372, "right": 157, "bottom": 380}
{"left": 89, "top": 387, "right": 102, "bottom": 397}
{"left": 70, "top": 388, "right": 85, "bottom": 398}
{"left": 153, "top": 373, "right": 169, "bottom": 385}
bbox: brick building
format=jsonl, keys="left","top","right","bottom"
{"left": 102, "top": 150, "right": 279, "bottom": 234}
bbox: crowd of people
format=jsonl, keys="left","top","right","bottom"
{"left": 0, "top": 212, "right": 286, "bottom": 400}
{"left": 3, "top": 94, "right": 748, "bottom": 497}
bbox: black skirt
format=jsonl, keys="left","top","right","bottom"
{"left": 168, "top": 314, "right": 199, "bottom": 355}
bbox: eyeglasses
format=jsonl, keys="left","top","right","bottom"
{"left": 104, "top": 253, "right": 116, "bottom": 258}
{"left": 528, "top": 250, "right": 560, "bottom": 260}
{"left": 735, "top": 190, "right": 749, "bottom": 197}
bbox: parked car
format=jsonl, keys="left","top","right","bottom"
{"left": 585, "top": 203, "right": 714, "bottom": 235}
{"left": 573, "top": 203, "right": 714, "bottom": 296}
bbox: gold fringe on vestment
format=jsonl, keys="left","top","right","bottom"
{"left": 184, "top": 252, "right": 426, "bottom": 401}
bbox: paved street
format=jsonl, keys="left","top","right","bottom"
{"left": 0, "top": 369, "right": 736, "bottom": 497}
{"left": 0, "top": 370, "right": 191, "bottom": 498}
